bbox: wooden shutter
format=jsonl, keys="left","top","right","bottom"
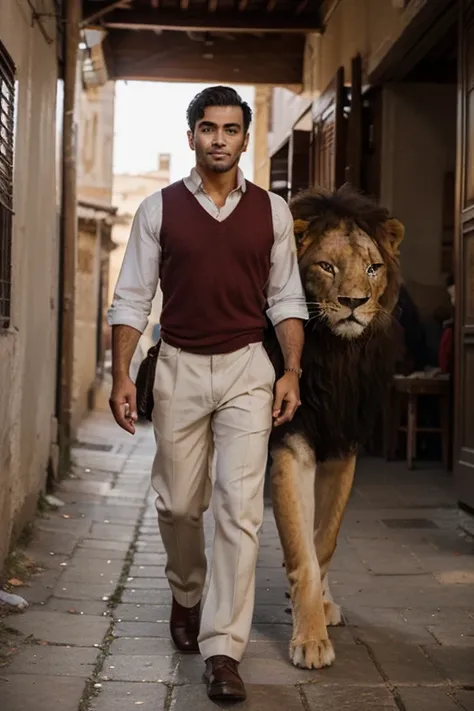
{"left": 288, "top": 128, "right": 312, "bottom": 199}
{"left": 346, "top": 54, "right": 363, "bottom": 190}
{"left": 455, "top": 0, "right": 474, "bottom": 509}
{"left": 312, "top": 67, "right": 347, "bottom": 191}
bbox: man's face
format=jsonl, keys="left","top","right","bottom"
{"left": 188, "top": 105, "right": 249, "bottom": 174}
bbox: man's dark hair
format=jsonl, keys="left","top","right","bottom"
{"left": 186, "top": 85, "right": 252, "bottom": 134}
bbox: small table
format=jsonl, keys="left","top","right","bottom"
{"left": 385, "top": 373, "right": 451, "bottom": 470}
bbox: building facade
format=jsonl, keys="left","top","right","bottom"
{"left": 109, "top": 156, "right": 171, "bottom": 361}
{"left": 265, "top": 0, "right": 473, "bottom": 509}
{"left": 73, "top": 79, "right": 117, "bottom": 432}
{"left": 0, "top": 1, "right": 61, "bottom": 565}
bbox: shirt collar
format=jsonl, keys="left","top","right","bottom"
{"left": 186, "top": 167, "right": 247, "bottom": 195}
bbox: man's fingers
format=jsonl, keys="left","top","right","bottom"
{"left": 273, "top": 394, "right": 301, "bottom": 427}
{"left": 109, "top": 398, "right": 136, "bottom": 435}
{"left": 128, "top": 390, "right": 138, "bottom": 423}
{"left": 272, "top": 389, "right": 284, "bottom": 419}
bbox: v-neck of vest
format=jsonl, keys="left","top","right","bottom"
{"left": 184, "top": 179, "right": 248, "bottom": 225}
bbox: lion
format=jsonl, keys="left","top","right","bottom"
{"left": 264, "top": 184, "right": 404, "bottom": 670}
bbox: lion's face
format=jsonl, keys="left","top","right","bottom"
{"left": 294, "top": 204, "right": 404, "bottom": 340}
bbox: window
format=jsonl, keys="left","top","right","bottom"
{"left": 0, "top": 41, "right": 15, "bottom": 329}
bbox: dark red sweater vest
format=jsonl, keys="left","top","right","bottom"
{"left": 159, "top": 179, "right": 274, "bottom": 355}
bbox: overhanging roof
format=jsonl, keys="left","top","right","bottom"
{"left": 81, "top": 0, "right": 322, "bottom": 85}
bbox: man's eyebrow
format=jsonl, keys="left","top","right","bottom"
{"left": 198, "top": 120, "right": 242, "bottom": 129}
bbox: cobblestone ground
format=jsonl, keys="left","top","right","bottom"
{"left": 1, "top": 411, "right": 474, "bottom": 711}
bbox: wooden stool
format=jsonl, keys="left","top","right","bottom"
{"left": 385, "top": 374, "right": 451, "bottom": 470}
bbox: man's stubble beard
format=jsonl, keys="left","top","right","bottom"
{"left": 196, "top": 143, "right": 244, "bottom": 174}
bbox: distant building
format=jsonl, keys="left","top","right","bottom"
{"left": 108, "top": 155, "right": 171, "bottom": 358}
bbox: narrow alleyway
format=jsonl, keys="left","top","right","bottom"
{"left": 1, "top": 412, "right": 473, "bottom": 711}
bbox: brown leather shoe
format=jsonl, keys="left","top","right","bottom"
{"left": 203, "top": 655, "right": 247, "bottom": 702}
{"left": 169, "top": 598, "right": 200, "bottom": 653}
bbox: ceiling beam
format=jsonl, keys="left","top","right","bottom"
{"left": 102, "top": 29, "right": 305, "bottom": 85}
{"left": 84, "top": 7, "right": 322, "bottom": 33}
{"left": 81, "top": 0, "right": 131, "bottom": 27}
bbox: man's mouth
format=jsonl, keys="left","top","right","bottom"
{"left": 209, "top": 151, "right": 229, "bottom": 157}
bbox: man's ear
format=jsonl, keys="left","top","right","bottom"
{"left": 383, "top": 218, "right": 405, "bottom": 254}
{"left": 187, "top": 130, "right": 195, "bottom": 151}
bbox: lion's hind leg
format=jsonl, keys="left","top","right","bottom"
{"left": 270, "top": 434, "right": 335, "bottom": 670}
{"left": 314, "top": 454, "right": 357, "bottom": 627}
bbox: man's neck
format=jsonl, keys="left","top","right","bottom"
{"left": 195, "top": 165, "right": 241, "bottom": 207}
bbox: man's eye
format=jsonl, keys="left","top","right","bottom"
{"left": 367, "top": 263, "right": 383, "bottom": 277}
{"left": 318, "top": 261, "right": 334, "bottom": 275}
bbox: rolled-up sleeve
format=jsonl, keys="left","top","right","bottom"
{"left": 266, "top": 193, "right": 309, "bottom": 327}
{"left": 107, "top": 195, "right": 161, "bottom": 333}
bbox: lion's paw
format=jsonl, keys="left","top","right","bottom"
{"left": 290, "top": 638, "right": 335, "bottom": 669}
{"left": 324, "top": 600, "right": 342, "bottom": 626}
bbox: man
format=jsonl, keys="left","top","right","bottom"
{"left": 108, "top": 86, "right": 308, "bottom": 702}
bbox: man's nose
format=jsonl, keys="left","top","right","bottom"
{"left": 212, "top": 132, "right": 226, "bottom": 146}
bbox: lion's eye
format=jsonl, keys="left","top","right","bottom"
{"left": 367, "top": 263, "right": 383, "bottom": 277}
{"left": 318, "top": 261, "right": 335, "bottom": 275}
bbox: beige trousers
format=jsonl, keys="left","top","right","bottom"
{"left": 151, "top": 340, "right": 275, "bottom": 662}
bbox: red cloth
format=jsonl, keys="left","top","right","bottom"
{"left": 159, "top": 179, "right": 274, "bottom": 355}
{"left": 439, "top": 326, "right": 454, "bottom": 373}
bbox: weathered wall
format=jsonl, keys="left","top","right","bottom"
{"left": 71, "top": 224, "right": 101, "bottom": 433}
{"left": 253, "top": 86, "right": 272, "bottom": 189}
{"left": 0, "top": 1, "right": 59, "bottom": 565}
{"left": 268, "top": 0, "right": 430, "bottom": 160}
{"left": 380, "top": 83, "right": 457, "bottom": 317}
{"left": 305, "top": 0, "right": 426, "bottom": 94}
{"left": 268, "top": 89, "right": 312, "bottom": 160}
{"left": 77, "top": 82, "right": 115, "bottom": 205}
{"left": 72, "top": 82, "right": 116, "bottom": 432}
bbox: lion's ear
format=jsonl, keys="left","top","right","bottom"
{"left": 293, "top": 219, "right": 309, "bottom": 239}
{"left": 384, "top": 218, "right": 404, "bottom": 254}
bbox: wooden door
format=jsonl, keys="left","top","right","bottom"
{"left": 346, "top": 54, "right": 363, "bottom": 190}
{"left": 289, "top": 129, "right": 312, "bottom": 199}
{"left": 312, "top": 67, "right": 347, "bottom": 191}
{"left": 455, "top": 0, "right": 474, "bottom": 509}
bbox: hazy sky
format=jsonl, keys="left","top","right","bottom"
{"left": 113, "top": 81, "right": 255, "bottom": 183}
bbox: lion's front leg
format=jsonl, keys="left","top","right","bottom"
{"left": 314, "top": 454, "right": 357, "bottom": 627}
{"left": 270, "top": 435, "right": 335, "bottom": 670}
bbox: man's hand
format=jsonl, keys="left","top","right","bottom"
{"left": 272, "top": 371, "right": 301, "bottom": 427}
{"left": 109, "top": 375, "right": 138, "bottom": 435}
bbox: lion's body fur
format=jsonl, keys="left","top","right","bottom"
{"left": 268, "top": 185, "right": 404, "bottom": 670}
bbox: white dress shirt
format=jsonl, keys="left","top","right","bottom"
{"left": 107, "top": 168, "right": 309, "bottom": 333}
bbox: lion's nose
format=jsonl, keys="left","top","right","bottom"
{"left": 338, "top": 296, "right": 369, "bottom": 310}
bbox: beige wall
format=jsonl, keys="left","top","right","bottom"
{"left": 0, "top": 0, "right": 59, "bottom": 565}
{"left": 268, "top": 89, "right": 312, "bottom": 159}
{"left": 72, "top": 81, "right": 116, "bottom": 430}
{"left": 267, "top": 0, "right": 431, "bottom": 160}
{"left": 72, "top": 224, "right": 101, "bottom": 432}
{"left": 77, "top": 82, "right": 115, "bottom": 205}
{"left": 380, "top": 83, "right": 457, "bottom": 317}
{"left": 253, "top": 86, "right": 272, "bottom": 189}
{"left": 305, "top": 0, "right": 427, "bottom": 94}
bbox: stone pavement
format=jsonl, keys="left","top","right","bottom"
{"left": 1, "top": 411, "right": 474, "bottom": 711}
